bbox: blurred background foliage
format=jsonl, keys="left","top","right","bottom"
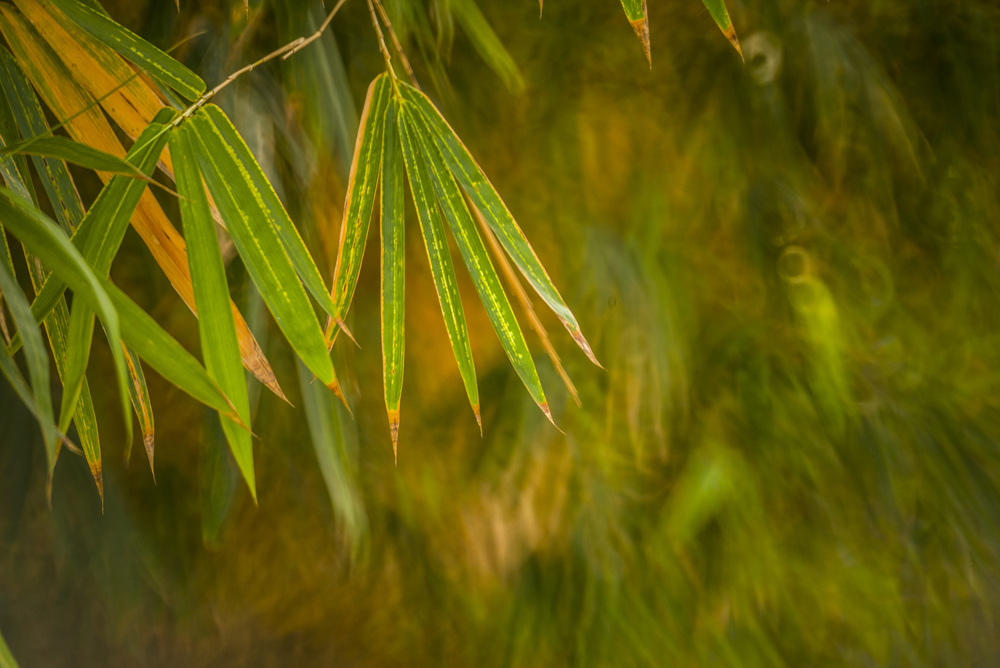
{"left": 3, "top": 0, "right": 1000, "bottom": 664}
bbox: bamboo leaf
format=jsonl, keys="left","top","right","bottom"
{"left": 0, "top": 135, "right": 154, "bottom": 181}
{"left": 0, "top": 187, "right": 131, "bottom": 482}
{"left": 449, "top": 0, "right": 524, "bottom": 92}
{"left": 399, "top": 83, "right": 599, "bottom": 367}
{"left": 50, "top": 0, "right": 205, "bottom": 99}
{"left": 122, "top": 343, "right": 154, "bottom": 477}
{"left": 618, "top": 0, "right": 650, "bottom": 66}
{"left": 188, "top": 106, "right": 338, "bottom": 391}
{"left": 0, "top": 625, "right": 18, "bottom": 668}
{"left": 194, "top": 105, "right": 339, "bottom": 329}
{"left": 700, "top": 0, "right": 742, "bottom": 59}
{"left": 407, "top": 105, "right": 553, "bottom": 423}
{"left": 397, "top": 104, "right": 480, "bottom": 427}
{"left": 172, "top": 122, "right": 256, "bottom": 502}
{"left": 380, "top": 101, "right": 405, "bottom": 458}
{"left": 330, "top": 74, "right": 392, "bottom": 323}
{"left": 0, "top": 256, "right": 58, "bottom": 469}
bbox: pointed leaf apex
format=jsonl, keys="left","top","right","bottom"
{"left": 143, "top": 434, "right": 156, "bottom": 483}
{"left": 329, "top": 379, "right": 353, "bottom": 417}
{"left": 388, "top": 409, "right": 400, "bottom": 463}
{"left": 473, "top": 403, "right": 483, "bottom": 436}
{"left": 90, "top": 461, "right": 105, "bottom": 512}
{"left": 539, "top": 0, "right": 543, "bottom": 18}
{"left": 630, "top": 1, "right": 651, "bottom": 67}
{"left": 335, "top": 317, "right": 360, "bottom": 348}
{"left": 571, "top": 328, "right": 603, "bottom": 368}
{"left": 539, "top": 401, "right": 563, "bottom": 433}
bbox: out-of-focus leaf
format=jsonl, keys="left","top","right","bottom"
{"left": 449, "top": 0, "right": 524, "bottom": 92}
{"left": 50, "top": 0, "right": 205, "bottom": 99}
{"left": 0, "top": 187, "right": 130, "bottom": 492}
{"left": 194, "top": 105, "right": 340, "bottom": 329}
{"left": 380, "top": 102, "right": 405, "bottom": 458}
{"left": 0, "top": 3, "right": 284, "bottom": 400}
{"left": 122, "top": 344, "right": 154, "bottom": 477}
{"left": 0, "top": 257, "right": 57, "bottom": 469}
{"left": 99, "top": 277, "right": 240, "bottom": 422}
{"left": 199, "top": 416, "right": 240, "bottom": 551}
{"left": 399, "top": 83, "right": 599, "bottom": 367}
{"left": 398, "top": 104, "right": 480, "bottom": 428}
{"left": 330, "top": 74, "right": 392, "bottom": 325}
{"left": 172, "top": 122, "right": 256, "bottom": 502}
{"left": 408, "top": 107, "right": 552, "bottom": 423}
{"left": 0, "top": 624, "right": 19, "bottom": 668}
{"left": 618, "top": 0, "right": 650, "bottom": 66}
{"left": 189, "top": 106, "right": 338, "bottom": 392}
{"left": 700, "top": 0, "right": 742, "bottom": 59}
{"left": 0, "top": 135, "right": 154, "bottom": 181}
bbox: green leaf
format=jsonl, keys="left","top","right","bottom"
{"left": 331, "top": 73, "right": 392, "bottom": 322}
{"left": 51, "top": 0, "right": 205, "bottom": 99}
{"left": 171, "top": 121, "right": 256, "bottom": 502}
{"left": 122, "top": 344, "right": 154, "bottom": 476}
{"left": 99, "top": 276, "right": 240, "bottom": 421}
{"left": 397, "top": 103, "right": 480, "bottom": 428}
{"left": 193, "top": 104, "right": 339, "bottom": 331}
{"left": 0, "top": 187, "right": 131, "bottom": 468}
{"left": 188, "top": 105, "right": 337, "bottom": 390}
{"left": 0, "top": 257, "right": 58, "bottom": 468}
{"left": 0, "top": 623, "right": 20, "bottom": 668}
{"left": 0, "top": 135, "right": 154, "bottom": 181}
{"left": 618, "top": 0, "right": 650, "bottom": 66}
{"left": 407, "top": 105, "right": 552, "bottom": 423}
{"left": 380, "top": 101, "right": 405, "bottom": 458}
{"left": 700, "top": 0, "right": 742, "bottom": 58}
{"left": 399, "top": 83, "right": 599, "bottom": 367}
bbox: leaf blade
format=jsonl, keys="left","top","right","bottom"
{"left": 380, "top": 100, "right": 405, "bottom": 457}
{"left": 700, "top": 0, "right": 742, "bottom": 58}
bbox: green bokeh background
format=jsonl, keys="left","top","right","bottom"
{"left": 2, "top": 0, "right": 1000, "bottom": 664}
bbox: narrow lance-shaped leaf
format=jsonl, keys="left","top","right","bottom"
{"left": 122, "top": 344, "right": 154, "bottom": 477}
{"left": 0, "top": 135, "right": 156, "bottom": 181}
{"left": 0, "top": 187, "right": 131, "bottom": 478}
{"left": 618, "top": 0, "right": 650, "bottom": 66}
{"left": 330, "top": 73, "right": 392, "bottom": 326}
{"left": 399, "top": 83, "right": 600, "bottom": 367}
{"left": 189, "top": 106, "right": 338, "bottom": 392}
{"left": 700, "top": 0, "right": 742, "bottom": 59}
{"left": 397, "top": 105, "right": 480, "bottom": 428}
{"left": 0, "top": 257, "right": 58, "bottom": 468}
{"left": 380, "top": 101, "right": 405, "bottom": 459}
{"left": 51, "top": 0, "right": 205, "bottom": 99}
{"left": 409, "top": 107, "right": 553, "bottom": 424}
{"left": 172, "top": 122, "right": 256, "bottom": 502}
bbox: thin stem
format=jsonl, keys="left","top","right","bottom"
{"left": 371, "top": 0, "right": 419, "bottom": 89}
{"left": 171, "top": 0, "right": 349, "bottom": 127}
{"left": 365, "top": 0, "right": 398, "bottom": 94}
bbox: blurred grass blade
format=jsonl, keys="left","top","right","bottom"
{"left": 0, "top": 256, "right": 58, "bottom": 471}
{"left": 618, "top": 0, "right": 650, "bottom": 66}
{"left": 449, "top": 0, "right": 524, "bottom": 92}
{"left": 0, "top": 135, "right": 154, "bottom": 181}
{"left": 0, "top": 47, "right": 84, "bottom": 231}
{"left": 195, "top": 105, "right": 339, "bottom": 327}
{"left": 29, "top": 117, "right": 172, "bottom": 325}
{"left": 172, "top": 122, "right": 256, "bottom": 502}
{"left": 330, "top": 74, "right": 392, "bottom": 325}
{"left": 50, "top": 0, "right": 205, "bottom": 99}
{"left": 189, "top": 106, "right": 338, "bottom": 392}
{"left": 58, "top": 302, "right": 100, "bottom": 495}
{"left": 380, "top": 101, "right": 405, "bottom": 458}
{"left": 409, "top": 109, "right": 552, "bottom": 423}
{"left": 700, "top": 0, "right": 742, "bottom": 59}
{"left": 100, "top": 277, "right": 241, "bottom": 422}
{"left": 0, "top": 3, "right": 283, "bottom": 399}
{"left": 0, "top": 625, "right": 18, "bottom": 668}
{"left": 0, "top": 187, "right": 130, "bottom": 498}
{"left": 398, "top": 105, "right": 480, "bottom": 428}
{"left": 122, "top": 344, "right": 154, "bottom": 477}
{"left": 399, "top": 83, "right": 599, "bottom": 367}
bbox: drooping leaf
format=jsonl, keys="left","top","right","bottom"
{"left": 122, "top": 343, "right": 154, "bottom": 476}
{"left": 188, "top": 105, "right": 338, "bottom": 392}
{"left": 0, "top": 256, "right": 58, "bottom": 469}
{"left": 0, "top": 135, "right": 155, "bottom": 180}
{"left": 330, "top": 73, "right": 392, "bottom": 324}
{"left": 397, "top": 104, "right": 480, "bottom": 428}
{"left": 172, "top": 121, "right": 256, "bottom": 502}
{"left": 399, "top": 83, "right": 599, "bottom": 367}
{"left": 700, "top": 0, "right": 742, "bottom": 59}
{"left": 618, "top": 0, "right": 650, "bottom": 66}
{"left": 408, "top": 106, "right": 553, "bottom": 423}
{"left": 50, "top": 0, "right": 205, "bottom": 99}
{"left": 380, "top": 101, "right": 405, "bottom": 458}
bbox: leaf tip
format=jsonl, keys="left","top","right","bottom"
{"left": 630, "top": 2, "right": 651, "bottom": 67}
{"left": 335, "top": 318, "right": 360, "bottom": 349}
{"left": 330, "top": 379, "right": 354, "bottom": 417}
{"left": 89, "top": 461, "right": 105, "bottom": 512}
{"left": 473, "top": 403, "right": 483, "bottom": 436}
{"left": 143, "top": 433, "right": 156, "bottom": 484}
{"left": 388, "top": 409, "right": 400, "bottom": 462}
{"left": 539, "top": 401, "right": 564, "bottom": 433}
{"left": 571, "top": 328, "right": 603, "bottom": 369}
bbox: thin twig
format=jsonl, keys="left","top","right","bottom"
{"left": 372, "top": 0, "right": 419, "bottom": 88}
{"left": 171, "top": 0, "right": 350, "bottom": 128}
{"left": 365, "top": 0, "right": 398, "bottom": 89}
